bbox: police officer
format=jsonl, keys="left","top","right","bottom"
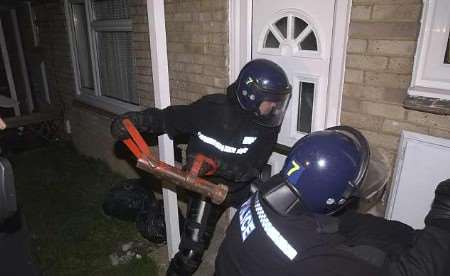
{"left": 111, "top": 59, "right": 292, "bottom": 275}
{"left": 215, "top": 126, "right": 450, "bottom": 276}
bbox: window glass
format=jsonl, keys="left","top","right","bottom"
{"left": 297, "top": 81, "right": 314, "bottom": 133}
{"left": 263, "top": 15, "right": 318, "bottom": 53}
{"left": 93, "top": 0, "right": 129, "bottom": 20}
{"left": 264, "top": 31, "right": 280, "bottom": 48}
{"left": 68, "top": 0, "right": 138, "bottom": 105}
{"left": 71, "top": 3, "right": 94, "bottom": 90}
{"left": 293, "top": 17, "right": 307, "bottom": 39}
{"left": 300, "top": 32, "right": 317, "bottom": 51}
{"left": 97, "top": 32, "right": 137, "bottom": 104}
{"left": 275, "top": 16, "right": 288, "bottom": 39}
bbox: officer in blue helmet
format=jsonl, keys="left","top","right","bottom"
{"left": 111, "top": 59, "right": 292, "bottom": 275}
{"left": 215, "top": 126, "right": 450, "bottom": 276}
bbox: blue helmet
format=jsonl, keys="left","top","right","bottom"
{"left": 262, "top": 126, "right": 370, "bottom": 215}
{"left": 233, "top": 59, "right": 292, "bottom": 127}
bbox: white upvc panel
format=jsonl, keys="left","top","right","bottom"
{"left": 146, "top": 0, "right": 180, "bottom": 259}
{"left": 386, "top": 131, "right": 450, "bottom": 229}
{"left": 228, "top": 0, "right": 252, "bottom": 82}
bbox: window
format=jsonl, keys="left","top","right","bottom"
{"left": 261, "top": 14, "right": 319, "bottom": 56}
{"left": 408, "top": 0, "right": 450, "bottom": 100}
{"left": 65, "top": 0, "right": 138, "bottom": 112}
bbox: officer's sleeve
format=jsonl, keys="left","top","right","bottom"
{"left": 382, "top": 226, "right": 450, "bottom": 276}
{"left": 144, "top": 99, "right": 206, "bottom": 138}
{"left": 220, "top": 130, "right": 278, "bottom": 183}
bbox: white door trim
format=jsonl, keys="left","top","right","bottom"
{"left": 229, "top": 0, "right": 351, "bottom": 128}
{"left": 229, "top": 0, "right": 252, "bottom": 82}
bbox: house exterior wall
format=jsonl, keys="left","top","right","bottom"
{"left": 22, "top": 0, "right": 450, "bottom": 272}
{"left": 30, "top": 0, "right": 228, "bottom": 176}
{"left": 30, "top": 0, "right": 449, "bottom": 180}
{"left": 342, "top": 0, "right": 450, "bottom": 169}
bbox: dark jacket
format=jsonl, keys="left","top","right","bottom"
{"left": 215, "top": 192, "right": 380, "bottom": 276}
{"left": 215, "top": 192, "right": 450, "bottom": 276}
{"left": 141, "top": 90, "right": 279, "bottom": 188}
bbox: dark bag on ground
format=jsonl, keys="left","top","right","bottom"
{"left": 136, "top": 200, "right": 185, "bottom": 244}
{"left": 102, "top": 178, "right": 155, "bottom": 221}
{"left": 102, "top": 178, "right": 184, "bottom": 244}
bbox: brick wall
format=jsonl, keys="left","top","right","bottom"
{"left": 130, "top": 0, "right": 154, "bottom": 107}
{"left": 342, "top": 0, "right": 450, "bottom": 168}
{"left": 129, "top": 0, "right": 229, "bottom": 106}
{"left": 164, "top": 0, "right": 229, "bottom": 105}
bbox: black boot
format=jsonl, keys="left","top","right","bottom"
{"left": 166, "top": 194, "right": 224, "bottom": 276}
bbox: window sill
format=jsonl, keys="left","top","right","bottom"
{"left": 408, "top": 86, "right": 450, "bottom": 101}
{"left": 75, "top": 94, "right": 143, "bottom": 117}
{"left": 403, "top": 94, "right": 450, "bottom": 116}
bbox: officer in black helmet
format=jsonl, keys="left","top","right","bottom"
{"left": 215, "top": 126, "right": 450, "bottom": 276}
{"left": 111, "top": 59, "right": 292, "bottom": 275}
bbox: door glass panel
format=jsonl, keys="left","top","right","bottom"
{"left": 297, "top": 81, "right": 314, "bottom": 133}
{"left": 300, "top": 32, "right": 317, "bottom": 51}
{"left": 275, "top": 17, "right": 288, "bottom": 39}
{"left": 264, "top": 31, "right": 280, "bottom": 48}
{"left": 444, "top": 33, "right": 450, "bottom": 64}
{"left": 293, "top": 17, "right": 307, "bottom": 39}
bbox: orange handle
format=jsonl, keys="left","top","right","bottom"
{"left": 122, "top": 118, "right": 151, "bottom": 159}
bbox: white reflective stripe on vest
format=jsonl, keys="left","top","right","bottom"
{"left": 254, "top": 195, "right": 298, "bottom": 260}
{"left": 242, "top": 136, "right": 257, "bottom": 145}
{"left": 197, "top": 132, "right": 249, "bottom": 155}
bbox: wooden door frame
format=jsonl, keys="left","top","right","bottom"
{"left": 229, "top": 0, "right": 352, "bottom": 129}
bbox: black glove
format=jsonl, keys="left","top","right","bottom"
{"left": 111, "top": 110, "right": 151, "bottom": 140}
{"left": 425, "top": 179, "right": 450, "bottom": 232}
{"left": 235, "top": 167, "right": 259, "bottom": 182}
{"left": 218, "top": 163, "right": 259, "bottom": 183}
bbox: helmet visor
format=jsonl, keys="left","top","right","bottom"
{"left": 256, "top": 92, "right": 291, "bottom": 127}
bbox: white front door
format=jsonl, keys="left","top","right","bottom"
{"left": 250, "top": 0, "right": 347, "bottom": 173}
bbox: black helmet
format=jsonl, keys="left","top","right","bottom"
{"left": 262, "top": 126, "right": 370, "bottom": 216}
{"left": 233, "top": 59, "right": 292, "bottom": 127}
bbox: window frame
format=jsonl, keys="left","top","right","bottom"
{"left": 64, "top": 0, "right": 140, "bottom": 114}
{"left": 408, "top": 0, "right": 450, "bottom": 101}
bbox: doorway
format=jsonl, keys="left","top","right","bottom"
{"left": 230, "top": 0, "right": 351, "bottom": 172}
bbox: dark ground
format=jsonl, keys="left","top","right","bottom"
{"left": 6, "top": 134, "right": 159, "bottom": 275}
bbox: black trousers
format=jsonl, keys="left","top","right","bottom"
{"left": 166, "top": 179, "right": 251, "bottom": 276}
